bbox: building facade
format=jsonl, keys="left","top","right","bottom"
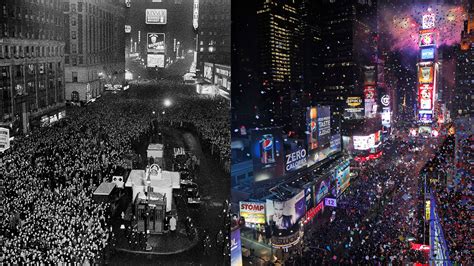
{"left": 0, "top": 0, "right": 66, "bottom": 134}
{"left": 454, "top": 8, "right": 473, "bottom": 117}
{"left": 63, "top": 0, "right": 125, "bottom": 104}
{"left": 197, "top": 0, "right": 231, "bottom": 73}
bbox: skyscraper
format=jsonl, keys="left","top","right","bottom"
{"left": 0, "top": 0, "right": 66, "bottom": 134}
{"left": 63, "top": 0, "right": 125, "bottom": 105}
{"left": 454, "top": 8, "right": 473, "bottom": 117}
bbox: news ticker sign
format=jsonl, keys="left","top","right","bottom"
{"left": 239, "top": 202, "right": 265, "bottom": 224}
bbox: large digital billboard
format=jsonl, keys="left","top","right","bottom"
{"left": 231, "top": 229, "right": 243, "bottom": 266}
{"left": 335, "top": 163, "right": 350, "bottom": 196}
{"left": 364, "top": 86, "right": 377, "bottom": 117}
{"left": 146, "top": 9, "right": 167, "bottom": 24}
{"left": 306, "top": 106, "right": 331, "bottom": 152}
{"left": 147, "top": 33, "right": 165, "bottom": 53}
{"left": 266, "top": 191, "right": 305, "bottom": 230}
{"left": 422, "top": 14, "right": 435, "bottom": 29}
{"left": 239, "top": 202, "right": 266, "bottom": 224}
{"left": 420, "top": 48, "right": 435, "bottom": 60}
{"left": 285, "top": 147, "right": 307, "bottom": 173}
{"left": 419, "top": 32, "right": 435, "bottom": 47}
{"left": 418, "top": 66, "right": 434, "bottom": 84}
{"left": 147, "top": 54, "right": 165, "bottom": 68}
{"left": 418, "top": 84, "right": 434, "bottom": 110}
{"left": 344, "top": 96, "right": 364, "bottom": 119}
{"left": 353, "top": 135, "right": 371, "bottom": 150}
{"left": 250, "top": 128, "right": 285, "bottom": 182}
{"left": 315, "top": 178, "right": 331, "bottom": 204}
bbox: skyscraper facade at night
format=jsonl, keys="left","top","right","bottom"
{"left": 0, "top": 0, "right": 66, "bottom": 134}
{"left": 63, "top": 0, "right": 125, "bottom": 105}
{"left": 454, "top": 8, "right": 473, "bottom": 117}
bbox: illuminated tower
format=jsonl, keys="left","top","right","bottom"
{"left": 416, "top": 11, "right": 438, "bottom": 135}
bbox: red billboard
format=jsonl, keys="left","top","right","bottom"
{"left": 418, "top": 84, "right": 433, "bottom": 110}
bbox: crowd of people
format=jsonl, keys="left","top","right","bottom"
{"left": 435, "top": 133, "right": 472, "bottom": 265}
{"left": 1, "top": 96, "right": 153, "bottom": 263}
{"left": 285, "top": 137, "right": 429, "bottom": 265}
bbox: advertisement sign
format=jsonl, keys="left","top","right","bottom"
{"left": 125, "top": 25, "right": 131, "bottom": 33}
{"left": 344, "top": 96, "right": 364, "bottom": 119}
{"left": 146, "top": 9, "right": 167, "bottom": 24}
{"left": 147, "top": 33, "right": 165, "bottom": 53}
{"left": 363, "top": 69, "right": 376, "bottom": 85}
{"left": 305, "top": 186, "right": 314, "bottom": 211}
{"left": 418, "top": 113, "right": 433, "bottom": 123}
{"left": 353, "top": 135, "right": 370, "bottom": 150}
{"left": 330, "top": 134, "right": 342, "bottom": 154}
{"left": 364, "top": 86, "right": 376, "bottom": 100}
{"left": 346, "top": 96, "right": 363, "bottom": 108}
{"left": 305, "top": 201, "right": 324, "bottom": 223}
{"left": 324, "top": 198, "right": 337, "bottom": 207}
{"left": 418, "top": 84, "right": 433, "bottom": 110}
{"left": 0, "top": 127, "right": 10, "bottom": 152}
{"left": 418, "top": 66, "right": 434, "bottom": 84}
{"left": 203, "top": 62, "right": 214, "bottom": 82}
{"left": 231, "top": 229, "right": 243, "bottom": 266}
{"left": 239, "top": 202, "right": 266, "bottom": 224}
{"left": 425, "top": 200, "right": 430, "bottom": 220}
{"left": 422, "top": 14, "right": 435, "bottom": 29}
{"left": 41, "top": 116, "right": 49, "bottom": 127}
{"left": 335, "top": 163, "right": 350, "bottom": 196}
{"left": 364, "top": 86, "right": 376, "bottom": 117}
{"left": 266, "top": 191, "right": 304, "bottom": 230}
{"left": 420, "top": 48, "right": 435, "bottom": 60}
{"left": 307, "top": 106, "right": 331, "bottom": 152}
{"left": 147, "top": 54, "right": 165, "bottom": 68}
{"left": 250, "top": 128, "right": 284, "bottom": 182}
{"left": 317, "top": 106, "right": 331, "bottom": 149}
{"left": 193, "top": 0, "right": 199, "bottom": 30}
{"left": 285, "top": 147, "right": 307, "bottom": 173}
{"left": 307, "top": 146, "right": 334, "bottom": 166}
{"left": 380, "top": 94, "right": 390, "bottom": 107}
{"left": 419, "top": 32, "right": 435, "bottom": 47}
{"left": 315, "top": 179, "right": 330, "bottom": 204}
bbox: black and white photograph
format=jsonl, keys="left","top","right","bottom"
{"left": 0, "top": 0, "right": 230, "bottom": 265}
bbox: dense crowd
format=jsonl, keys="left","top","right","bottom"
{"left": 435, "top": 134, "right": 472, "bottom": 265}
{"left": 1, "top": 96, "right": 153, "bottom": 263}
{"left": 283, "top": 138, "right": 428, "bottom": 265}
{"left": 1, "top": 80, "right": 229, "bottom": 263}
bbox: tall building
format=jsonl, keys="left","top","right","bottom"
{"left": 0, "top": 0, "right": 66, "bottom": 135}
{"left": 197, "top": 0, "right": 231, "bottom": 71}
{"left": 255, "top": 0, "right": 303, "bottom": 129}
{"left": 454, "top": 8, "right": 474, "bottom": 117}
{"left": 63, "top": 0, "right": 125, "bottom": 104}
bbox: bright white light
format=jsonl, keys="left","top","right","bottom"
{"left": 163, "top": 99, "right": 172, "bottom": 107}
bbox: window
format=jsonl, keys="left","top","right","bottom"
{"left": 78, "top": 2, "right": 83, "bottom": 12}
{"left": 71, "top": 4, "right": 76, "bottom": 12}
{"left": 71, "top": 31, "right": 76, "bottom": 39}
{"left": 71, "top": 17, "right": 76, "bottom": 26}
{"left": 72, "top": 72, "right": 78, "bottom": 82}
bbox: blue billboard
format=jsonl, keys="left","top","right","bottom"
{"left": 421, "top": 47, "right": 435, "bottom": 60}
{"left": 250, "top": 128, "right": 285, "bottom": 182}
{"left": 231, "top": 229, "right": 243, "bottom": 266}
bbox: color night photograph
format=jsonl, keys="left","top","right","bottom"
{"left": 231, "top": 0, "right": 472, "bottom": 265}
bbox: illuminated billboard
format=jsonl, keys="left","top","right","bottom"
{"left": 147, "top": 33, "right": 165, "bottom": 53}
{"left": 266, "top": 191, "right": 305, "bottom": 230}
{"left": 203, "top": 62, "right": 214, "bottom": 82}
{"left": 344, "top": 96, "right": 364, "bottom": 119}
{"left": 239, "top": 202, "right": 266, "bottom": 224}
{"left": 125, "top": 25, "right": 131, "bottom": 33}
{"left": 193, "top": 0, "right": 199, "bottom": 30}
{"left": 363, "top": 69, "right": 376, "bottom": 85}
{"left": 306, "top": 106, "right": 331, "bottom": 152}
{"left": 422, "top": 14, "right": 435, "bottom": 29}
{"left": 419, "top": 32, "right": 435, "bottom": 47}
{"left": 146, "top": 9, "right": 167, "bottom": 24}
{"left": 418, "top": 84, "right": 433, "bottom": 110}
{"left": 418, "top": 66, "right": 434, "bottom": 84}
{"left": 420, "top": 48, "right": 435, "bottom": 60}
{"left": 353, "top": 135, "right": 370, "bottom": 150}
{"left": 231, "top": 229, "right": 243, "bottom": 266}
{"left": 147, "top": 54, "right": 165, "bottom": 68}
{"left": 382, "top": 108, "right": 391, "bottom": 127}
{"left": 250, "top": 128, "right": 285, "bottom": 182}
{"left": 364, "top": 86, "right": 376, "bottom": 117}
{"left": 335, "top": 163, "right": 350, "bottom": 196}
{"left": 315, "top": 179, "right": 331, "bottom": 204}
{"left": 285, "top": 147, "right": 307, "bottom": 173}
{"left": 0, "top": 127, "right": 10, "bottom": 152}
{"left": 418, "top": 113, "right": 433, "bottom": 123}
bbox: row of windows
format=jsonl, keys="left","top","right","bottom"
{"left": 0, "top": 44, "right": 63, "bottom": 59}
{"left": 65, "top": 2, "right": 115, "bottom": 20}
{"left": 0, "top": 23, "right": 63, "bottom": 41}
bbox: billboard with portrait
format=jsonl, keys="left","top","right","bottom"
{"left": 239, "top": 202, "right": 266, "bottom": 224}
{"left": 266, "top": 191, "right": 304, "bottom": 230}
{"left": 418, "top": 84, "right": 433, "bottom": 110}
{"left": 231, "top": 229, "right": 243, "bottom": 266}
{"left": 146, "top": 9, "right": 167, "bottom": 24}
{"left": 147, "top": 33, "right": 165, "bottom": 53}
{"left": 418, "top": 66, "right": 434, "bottom": 84}
{"left": 147, "top": 54, "right": 165, "bottom": 68}
{"left": 250, "top": 128, "right": 285, "bottom": 182}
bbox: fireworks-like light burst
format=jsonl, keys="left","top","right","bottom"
{"left": 379, "top": 3, "right": 467, "bottom": 53}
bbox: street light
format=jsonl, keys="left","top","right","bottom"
{"left": 163, "top": 99, "right": 172, "bottom": 107}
